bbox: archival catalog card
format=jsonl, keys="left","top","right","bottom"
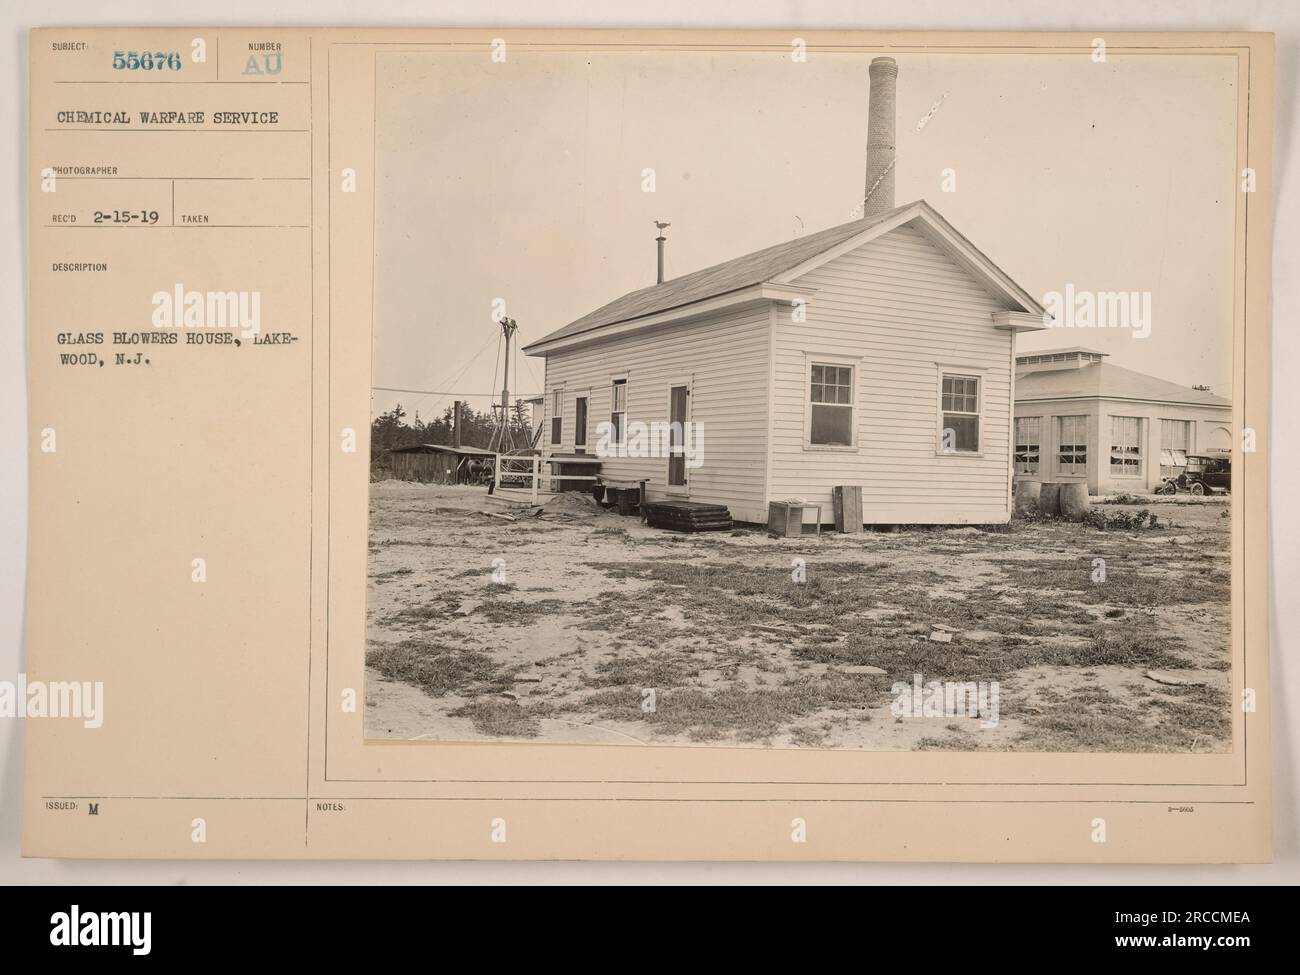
{"left": 23, "top": 28, "right": 1274, "bottom": 861}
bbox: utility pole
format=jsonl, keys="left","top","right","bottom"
{"left": 491, "top": 316, "right": 519, "bottom": 453}
{"left": 500, "top": 316, "right": 517, "bottom": 425}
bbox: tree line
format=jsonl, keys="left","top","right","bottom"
{"left": 370, "top": 401, "right": 534, "bottom": 461}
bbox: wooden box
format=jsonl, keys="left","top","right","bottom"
{"left": 832, "top": 485, "right": 863, "bottom": 533}
{"left": 768, "top": 501, "right": 809, "bottom": 537}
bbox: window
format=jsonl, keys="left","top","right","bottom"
{"left": 940, "top": 374, "right": 980, "bottom": 452}
{"left": 1014, "top": 416, "right": 1041, "bottom": 474}
{"left": 1057, "top": 415, "right": 1088, "bottom": 475}
{"left": 549, "top": 389, "right": 562, "bottom": 446}
{"left": 610, "top": 378, "right": 627, "bottom": 446}
{"left": 574, "top": 396, "right": 588, "bottom": 453}
{"left": 1110, "top": 416, "right": 1144, "bottom": 476}
{"left": 809, "top": 363, "right": 854, "bottom": 446}
{"left": 1159, "top": 419, "right": 1192, "bottom": 475}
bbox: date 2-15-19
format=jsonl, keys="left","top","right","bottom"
{"left": 93, "top": 210, "right": 160, "bottom": 225}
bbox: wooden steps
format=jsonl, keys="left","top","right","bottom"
{"left": 643, "top": 500, "right": 733, "bottom": 533}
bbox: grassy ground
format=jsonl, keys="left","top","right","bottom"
{"left": 364, "top": 482, "right": 1232, "bottom": 752}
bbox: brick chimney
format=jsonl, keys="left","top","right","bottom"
{"left": 864, "top": 56, "right": 898, "bottom": 217}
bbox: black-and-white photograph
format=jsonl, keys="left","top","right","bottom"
{"left": 364, "top": 48, "right": 1235, "bottom": 752}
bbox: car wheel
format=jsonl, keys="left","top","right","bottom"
{"left": 1190, "top": 482, "right": 1205, "bottom": 496}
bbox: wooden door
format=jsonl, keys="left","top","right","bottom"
{"left": 574, "top": 396, "right": 588, "bottom": 453}
{"left": 668, "top": 384, "right": 689, "bottom": 489}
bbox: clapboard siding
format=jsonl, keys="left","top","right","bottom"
{"left": 538, "top": 304, "right": 771, "bottom": 522}
{"left": 771, "top": 225, "right": 1015, "bottom": 524}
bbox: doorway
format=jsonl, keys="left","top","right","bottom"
{"left": 574, "top": 396, "right": 588, "bottom": 453}
{"left": 668, "top": 383, "right": 689, "bottom": 491}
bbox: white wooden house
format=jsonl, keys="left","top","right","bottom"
{"left": 522, "top": 58, "right": 1047, "bottom": 526}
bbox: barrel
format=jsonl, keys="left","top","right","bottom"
{"left": 1038, "top": 482, "right": 1062, "bottom": 518}
{"left": 1013, "top": 480, "right": 1041, "bottom": 517}
{"left": 1059, "top": 482, "right": 1090, "bottom": 520}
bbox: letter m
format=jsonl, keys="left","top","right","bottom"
{"left": 207, "top": 291, "right": 240, "bottom": 329}
{"left": 1097, "top": 291, "right": 1128, "bottom": 326}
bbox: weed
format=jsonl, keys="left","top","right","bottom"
{"left": 450, "top": 699, "right": 543, "bottom": 738}
{"left": 366, "top": 637, "right": 512, "bottom": 697}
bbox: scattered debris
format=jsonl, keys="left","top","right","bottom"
{"left": 539, "top": 492, "right": 606, "bottom": 520}
{"left": 750, "top": 624, "right": 800, "bottom": 636}
{"left": 1144, "top": 669, "right": 1208, "bottom": 687}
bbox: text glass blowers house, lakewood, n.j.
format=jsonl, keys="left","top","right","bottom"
{"left": 522, "top": 57, "right": 1048, "bottom": 526}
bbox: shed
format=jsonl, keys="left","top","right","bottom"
{"left": 388, "top": 443, "right": 496, "bottom": 484}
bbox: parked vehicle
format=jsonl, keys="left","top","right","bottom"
{"left": 1157, "top": 453, "right": 1231, "bottom": 495}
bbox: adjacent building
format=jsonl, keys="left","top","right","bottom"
{"left": 1012, "top": 347, "right": 1232, "bottom": 495}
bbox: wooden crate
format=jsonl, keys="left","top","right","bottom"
{"left": 832, "top": 485, "right": 863, "bottom": 533}
{"left": 767, "top": 501, "right": 821, "bottom": 537}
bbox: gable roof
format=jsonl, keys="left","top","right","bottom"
{"left": 523, "top": 200, "right": 1045, "bottom": 354}
{"left": 1016, "top": 361, "right": 1231, "bottom": 408}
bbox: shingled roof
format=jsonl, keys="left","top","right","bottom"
{"left": 523, "top": 202, "right": 917, "bottom": 352}
{"left": 1016, "top": 361, "right": 1231, "bottom": 408}
{"left": 523, "top": 199, "right": 1049, "bottom": 354}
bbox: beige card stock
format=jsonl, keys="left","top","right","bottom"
{"left": 23, "top": 28, "right": 1273, "bottom": 861}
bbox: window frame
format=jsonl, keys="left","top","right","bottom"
{"left": 1159, "top": 418, "right": 1192, "bottom": 476}
{"left": 609, "top": 376, "right": 628, "bottom": 447}
{"left": 1056, "top": 414, "right": 1089, "bottom": 477}
{"left": 934, "top": 366, "right": 985, "bottom": 456}
{"left": 802, "top": 354, "right": 859, "bottom": 451}
{"left": 1014, "top": 415, "right": 1042, "bottom": 475}
{"left": 1109, "top": 415, "right": 1145, "bottom": 478}
{"left": 549, "top": 387, "right": 563, "bottom": 447}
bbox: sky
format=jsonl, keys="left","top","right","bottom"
{"left": 372, "top": 48, "right": 1239, "bottom": 421}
